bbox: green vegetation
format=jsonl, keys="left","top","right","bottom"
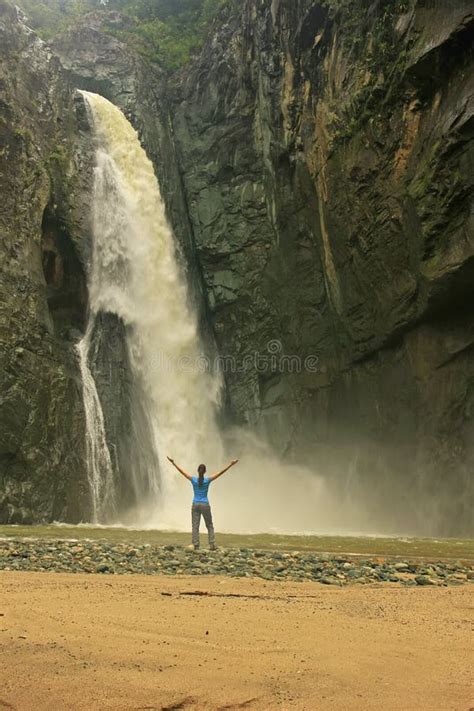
{"left": 106, "top": 0, "right": 234, "bottom": 71}
{"left": 324, "top": 0, "right": 411, "bottom": 146}
{"left": 15, "top": 0, "right": 233, "bottom": 71}
{"left": 48, "top": 143, "right": 70, "bottom": 170}
{"left": 408, "top": 136, "right": 466, "bottom": 260}
{"left": 1, "top": 525, "right": 473, "bottom": 559}
{"left": 322, "top": 0, "right": 408, "bottom": 10}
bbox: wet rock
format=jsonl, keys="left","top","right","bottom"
{"left": 0, "top": 4, "right": 91, "bottom": 524}
{"left": 415, "top": 575, "right": 437, "bottom": 586}
{"left": 320, "top": 576, "right": 341, "bottom": 586}
{"left": 1, "top": 538, "right": 473, "bottom": 588}
{"left": 394, "top": 562, "right": 410, "bottom": 571}
{"left": 156, "top": 0, "right": 474, "bottom": 537}
{"left": 95, "top": 563, "right": 111, "bottom": 573}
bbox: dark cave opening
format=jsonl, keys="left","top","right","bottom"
{"left": 41, "top": 205, "right": 88, "bottom": 335}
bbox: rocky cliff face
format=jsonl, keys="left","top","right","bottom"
{"left": 2, "top": 0, "right": 473, "bottom": 534}
{"left": 168, "top": 0, "right": 474, "bottom": 535}
{"left": 0, "top": 1, "right": 92, "bottom": 522}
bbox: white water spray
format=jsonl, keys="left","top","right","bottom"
{"left": 78, "top": 91, "right": 354, "bottom": 535}
{"left": 78, "top": 91, "right": 223, "bottom": 528}
{"left": 76, "top": 327, "right": 116, "bottom": 522}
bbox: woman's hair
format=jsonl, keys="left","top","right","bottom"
{"left": 198, "top": 463, "right": 206, "bottom": 485}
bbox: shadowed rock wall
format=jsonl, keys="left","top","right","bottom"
{"left": 0, "top": 2, "right": 92, "bottom": 522}
{"left": 167, "top": 0, "right": 473, "bottom": 535}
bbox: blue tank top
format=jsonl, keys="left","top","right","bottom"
{"left": 191, "top": 476, "right": 211, "bottom": 504}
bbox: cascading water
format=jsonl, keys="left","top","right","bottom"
{"left": 76, "top": 326, "right": 116, "bottom": 523}
{"left": 78, "top": 91, "right": 223, "bottom": 528}
{"left": 77, "top": 91, "right": 361, "bottom": 536}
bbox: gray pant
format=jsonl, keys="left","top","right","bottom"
{"left": 192, "top": 503, "right": 215, "bottom": 548}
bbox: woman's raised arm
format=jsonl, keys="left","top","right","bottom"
{"left": 167, "top": 456, "right": 192, "bottom": 481}
{"left": 209, "top": 459, "right": 239, "bottom": 482}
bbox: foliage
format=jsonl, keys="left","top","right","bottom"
{"left": 109, "top": 0, "right": 233, "bottom": 70}
{"left": 325, "top": 0, "right": 411, "bottom": 146}
{"left": 15, "top": 0, "right": 233, "bottom": 71}
{"left": 322, "top": 0, "right": 408, "bottom": 11}
{"left": 47, "top": 144, "right": 71, "bottom": 183}
{"left": 16, "top": 0, "right": 95, "bottom": 40}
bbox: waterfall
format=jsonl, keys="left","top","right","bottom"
{"left": 77, "top": 91, "right": 335, "bottom": 536}
{"left": 78, "top": 91, "right": 222, "bottom": 528}
{"left": 76, "top": 326, "right": 116, "bottom": 523}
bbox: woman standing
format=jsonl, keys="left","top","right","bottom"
{"left": 167, "top": 457, "right": 239, "bottom": 550}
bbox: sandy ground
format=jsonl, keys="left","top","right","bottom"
{"left": 0, "top": 572, "right": 472, "bottom": 711}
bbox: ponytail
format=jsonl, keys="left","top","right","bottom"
{"left": 197, "top": 463, "right": 206, "bottom": 485}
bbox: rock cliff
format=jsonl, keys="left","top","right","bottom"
{"left": 2, "top": 0, "right": 473, "bottom": 534}
{"left": 171, "top": 0, "right": 474, "bottom": 535}
{"left": 0, "top": 1, "right": 91, "bottom": 522}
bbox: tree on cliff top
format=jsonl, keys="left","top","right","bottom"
{"left": 15, "top": 0, "right": 232, "bottom": 71}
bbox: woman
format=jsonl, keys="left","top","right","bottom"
{"left": 167, "top": 456, "right": 239, "bottom": 550}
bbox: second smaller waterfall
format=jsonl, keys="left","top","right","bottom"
{"left": 76, "top": 327, "right": 116, "bottom": 522}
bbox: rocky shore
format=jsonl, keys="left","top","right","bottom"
{"left": 1, "top": 538, "right": 473, "bottom": 587}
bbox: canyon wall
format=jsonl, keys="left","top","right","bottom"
{"left": 0, "top": 1, "right": 91, "bottom": 522}
{"left": 168, "top": 0, "right": 474, "bottom": 534}
{"left": 1, "top": 0, "right": 473, "bottom": 533}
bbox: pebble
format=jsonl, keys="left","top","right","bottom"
{"left": 415, "top": 575, "right": 437, "bottom": 586}
{"left": 394, "top": 562, "right": 409, "bottom": 571}
{"left": 0, "top": 539, "right": 472, "bottom": 587}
